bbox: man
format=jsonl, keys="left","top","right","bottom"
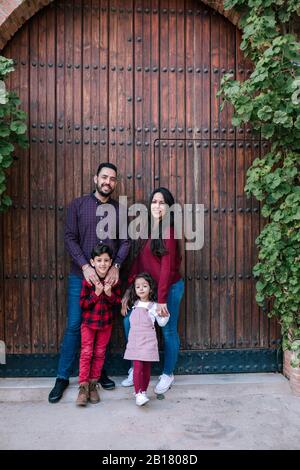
{"left": 48, "top": 162, "right": 130, "bottom": 403}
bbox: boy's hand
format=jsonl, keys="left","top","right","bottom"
{"left": 104, "top": 283, "right": 112, "bottom": 296}
{"left": 95, "top": 281, "right": 104, "bottom": 296}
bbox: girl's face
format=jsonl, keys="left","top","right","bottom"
{"left": 151, "top": 192, "right": 167, "bottom": 221}
{"left": 135, "top": 277, "right": 151, "bottom": 301}
{"left": 90, "top": 253, "right": 112, "bottom": 277}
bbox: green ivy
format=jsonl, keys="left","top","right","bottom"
{"left": 220, "top": 0, "right": 300, "bottom": 367}
{"left": 0, "top": 56, "right": 28, "bottom": 211}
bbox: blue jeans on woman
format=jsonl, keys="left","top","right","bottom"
{"left": 123, "top": 278, "right": 185, "bottom": 375}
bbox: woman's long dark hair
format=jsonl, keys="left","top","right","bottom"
{"left": 149, "top": 187, "right": 175, "bottom": 257}
{"left": 128, "top": 272, "right": 157, "bottom": 309}
{"left": 131, "top": 187, "right": 177, "bottom": 260}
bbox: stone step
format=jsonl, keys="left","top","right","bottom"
{"left": 0, "top": 373, "right": 288, "bottom": 403}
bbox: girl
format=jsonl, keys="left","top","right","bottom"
{"left": 124, "top": 273, "right": 169, "bottom": 406}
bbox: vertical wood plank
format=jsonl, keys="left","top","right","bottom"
{"left": 56, "top": 0, "right": 68, "bottom": 345}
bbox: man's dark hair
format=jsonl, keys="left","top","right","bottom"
{"left": 91, "top": 243, "right": 113, "bottom": 260}
{"left": 96, "top": 162, "right": 118, "bottom": 176}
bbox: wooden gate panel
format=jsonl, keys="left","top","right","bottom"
{"left": 3, "top": 27, "right": 31, "bottom": 355}
{"left": 28, "top": 7, "right": 57, "bottom": 354}
{"left": 56, "top": 1, "right": 68, "bottom": 345}
{"left": 211, "top": 142, "right": 236, "bottom": 349}
{"left": 133, "top": 1, "right": 144, "bottom": 204}
{"left": 184, "top": 141, "right": 211, "bottom": 350}
{"left": 215, "top": 11, "right": 236, "bottom": 141}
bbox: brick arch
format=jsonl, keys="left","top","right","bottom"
{"left": 0, "top": 0, "right": 240, "bottom": 51}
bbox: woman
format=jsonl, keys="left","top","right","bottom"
{"left": 121, "top": 187, "right": 184, "bottom": 394}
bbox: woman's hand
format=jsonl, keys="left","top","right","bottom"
{"left": 157, "top": 303, "right": 169, "bottom": 317}
{"left": 121, "top": 289, "right": 130, "bottom": 316}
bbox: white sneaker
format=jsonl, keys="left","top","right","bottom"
{"left": 154, "top": 374, "right": 174, "bottom": 394}
{"left": 135, "top": 391, "right": 150, "bottom": 406}
{"left": 121, "top": 367, "right": 134, "bottom": 387}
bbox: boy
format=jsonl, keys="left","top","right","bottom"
{"left": 76, "top": 244, "right": 121, "bottom": 406}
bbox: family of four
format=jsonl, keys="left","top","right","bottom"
{"left": 48, "top": 162, "right": 184, "bottom": 407}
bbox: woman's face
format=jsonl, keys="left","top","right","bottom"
{"left": 151, "top": 192, "right": 167, "bottom": 221}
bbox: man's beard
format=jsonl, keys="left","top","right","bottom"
{"left": 96, "top": 183, "right": 114, "bottom": 197}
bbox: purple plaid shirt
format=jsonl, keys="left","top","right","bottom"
{"left": 65, "top": 191, "right": 131, "bottom": 278}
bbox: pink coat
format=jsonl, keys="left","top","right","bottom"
{"left": 124, "top": 303, "right": 159, "bottom": 362}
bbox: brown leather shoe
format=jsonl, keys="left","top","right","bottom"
{"left": 89, "top": 381, "right": 100, "bottom": 404}
{"left": 76, "top": 382, "right": 89, "bottom": 406}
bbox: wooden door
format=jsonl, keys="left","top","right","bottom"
{"left": 0, "top": 0, "right": 281, "bottom": 376}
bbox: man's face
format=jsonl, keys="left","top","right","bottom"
{"left": 94, "top": 167, "right": 117, "bottom": 197}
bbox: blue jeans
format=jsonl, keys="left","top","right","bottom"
{"left": 57, "top": 274, "right": 83, "bottom": 380}
{"left": 123, "top": 278, "right": 185, "bottom": 375}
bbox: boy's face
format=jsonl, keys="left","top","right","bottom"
{"left": 91, "top": 253, "right": 112, "bottom": 277}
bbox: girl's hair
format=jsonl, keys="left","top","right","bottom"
{"left": 91, "top": 243, "right": 113, "bottom": 260}
{"left": 128, "top": 272, "right": 157, "bottom": 308}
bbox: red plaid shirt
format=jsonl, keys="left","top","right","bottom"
{"left": 80, "top": 279, "right": 121, "bottom": 330}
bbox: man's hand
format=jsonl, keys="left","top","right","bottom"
{"left": 157, "top": 303, "right": 169, "bottom": 317}
{"left": 82, "top": 264, "right": 99, "bottom": 286}
{"left": 121, "top": 288, "right": 130, "bottom": 316}
{"left": 95, "top": 281, "right": 104, "bottom": 296}
{"left": 104, "top": 283, "right": 112, "bottom": 296}
{"left": 105, "top": 265, "right": 119, "bottom": 286}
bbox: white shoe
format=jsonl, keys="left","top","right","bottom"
{"left": 135, "top": 391, "right": 150, "bottom": 406}
{"left": 121, "top": 367, "right": 134, "bottom": 387}
{"left": 154, "top": 374, "right": 174, "bottom": 394}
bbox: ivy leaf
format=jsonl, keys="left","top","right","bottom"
{"left": 0, "top": 141, "right": 14, "bottom": 155}
{"left": 258, "top": 105, "right": 273, "bottom": 121}
{"left": 294, "top": 116, "right": 300, "bottom": 130}
{"left": 0, "top": 80, "right": 7, "bottom": 104}
{"left": 10, "top": 120, "right": 27, "bottom": 134}
{"left": 1, "top": 154, "right": 13, "bottom": 168}
{"left": 0, "top": 124, "right": 10, "bottom": 137}
{"left": 0, "top": 193, "right": 12, "bottom": 210}
{"left": 261, "top": 123, "right": 274, "bottom": 138}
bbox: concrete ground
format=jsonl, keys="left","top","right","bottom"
{"left": 0, "top": 373, "right": 300, "bottom": 450}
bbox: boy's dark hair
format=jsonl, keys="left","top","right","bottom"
{"left": 128, "top": 272, "right": 157, "bottom": 308}
{"left": 96, "top": 162, "right": 118, "bottom": 176}
{"left": 91, "top": 243, "right": 113, "bottom": 260}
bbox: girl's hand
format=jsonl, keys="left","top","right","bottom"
{"left": 95, "top": 281, "right": 104, "bottom": 296}
{"left": 121, "top": 289, "right": 130, "bottom": 316}
{"left": 157, "top": 303, "right": 169, "bottom": 317}
{"left": 104, "top": 283, "right": 112, "bottom": 296}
